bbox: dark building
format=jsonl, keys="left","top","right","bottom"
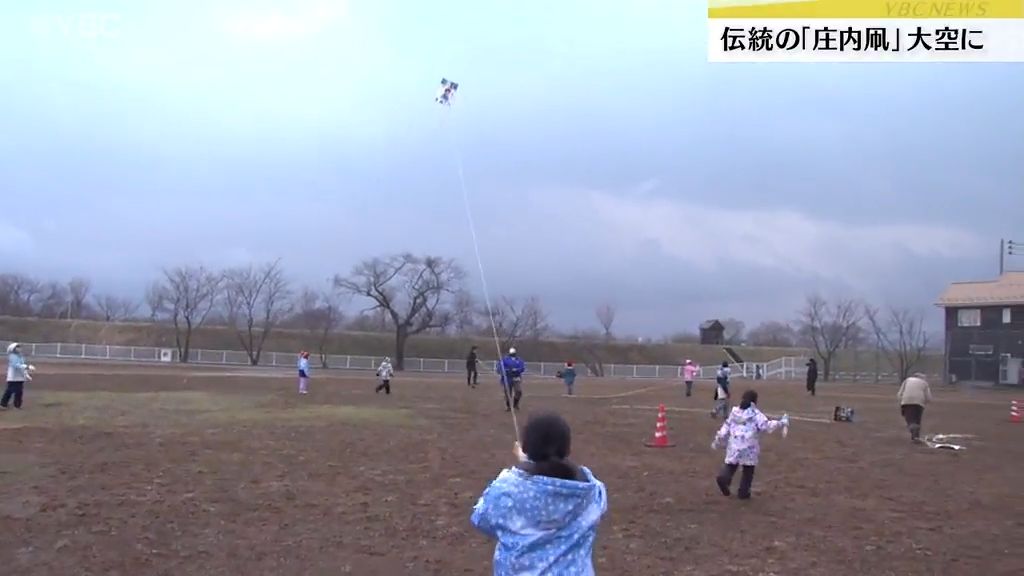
{"left": 699, "top": 320, "right": 725, "bottom": 346}
{"left": 936, "top": 272, "right": 1024, "bottom": 386}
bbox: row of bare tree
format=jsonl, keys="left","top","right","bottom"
{"left": 138, "top": 255, "right": 554, "bottom": 369}
{"left": 0, "top": 273, "right": 138, "bottom": 322}
{"left": 797, "top": 295, "right": 931, "bottom": 382}
{"left": 0, "top": 259, "right": 933, "bottom": 377}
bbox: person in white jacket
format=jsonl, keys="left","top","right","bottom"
{"left": 897, "top": 373, "right": 933, "bottom": 443}
{"left": 3, "top": 342, "right": 35, "bottom": 410}
{"left": 375, "top": 357, "right": 394, "bottom": 395}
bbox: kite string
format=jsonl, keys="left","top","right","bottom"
{"left": 445, "top": 109, "right": 520, "bottom": 440}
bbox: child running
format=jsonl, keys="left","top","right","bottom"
{"left": 375, "top": 357, "right": 394, "bottom": 395}
{"left": 711, "top": 390, "right": 788, "bottom": 500}
{"left": 471, "top": 411, "right": 608, "bottom": 575}
{"left": 297, "top": 351, "right": 311, "bottom": 395}
{"left": 710, "top": 361, "right": 731, "bottom": 419}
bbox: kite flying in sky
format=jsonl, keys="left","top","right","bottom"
{"left": 435, "top": 78, "right": 458, "bottom": 106}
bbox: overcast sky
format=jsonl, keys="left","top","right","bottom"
{"left": 2, "top": 0, "right": 1021, "bottom": 337}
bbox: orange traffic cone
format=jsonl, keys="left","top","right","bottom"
{"left": 1011, "top": 400, "right": 1021, "bottom": 423}
{"left": 644, "top": 403, "right": 676, "bottom": 448}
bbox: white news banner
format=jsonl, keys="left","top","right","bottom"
{"left": 708, "top": 18, "right": 1024, "bottom": 62}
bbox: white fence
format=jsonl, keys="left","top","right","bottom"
{"left": 1, "top": 339, "right": 807, "bottom": 380}
{"left": 3, "top": 340, "right": 925, "bottom": 382}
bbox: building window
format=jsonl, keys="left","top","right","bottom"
{"left": 969, "top": 344, "right": 994, "bottom": 355}
{"left": 1003, "top": 308, "right": 1012, "bottom": 324}
{"left": 957, "top": 308, "right": 981, "bottom": 327}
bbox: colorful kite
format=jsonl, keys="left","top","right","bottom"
{"left": 435, "top": 78, "right": 458, "bottom": 106}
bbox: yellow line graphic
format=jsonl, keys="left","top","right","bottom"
{"left": 708, "top": 0, "right": 1024, "bottom": 18}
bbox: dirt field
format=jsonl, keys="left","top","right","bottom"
{"left": 1, "top": 362, "right": 1021, "bottom": 575}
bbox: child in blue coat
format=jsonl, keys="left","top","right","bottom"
{"left": 559, "top": 361, "right": 577, "bottom": 396}
{"left": 471, "top": 412, "right": 608, "bottom": 575}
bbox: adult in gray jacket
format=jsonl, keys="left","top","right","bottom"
{"left": 897, "top": 373, "right": 932, "bottom": 443}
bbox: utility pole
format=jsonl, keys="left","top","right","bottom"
{"left": 1000, "top": 239, "right": 1005, "bottom": 275}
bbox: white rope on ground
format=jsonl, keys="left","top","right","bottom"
{"left": 445, "top": 107, "right": 520, "bottom": 439}
{"left": 609, "top": 404, "right": 834, "bottom": 424}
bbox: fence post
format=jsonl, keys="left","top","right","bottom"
{"left": 346, "top": 356, "right": 351, "bottom": 369}
{"left": 105, "top": 345, "right": 110, "bottom": 359}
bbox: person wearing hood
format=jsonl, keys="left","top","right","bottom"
{"left": 375, "top": 357, "right": 394, "bottom": 395}
{"left": 710, "top": 361, "right": 731, "bottom": 419}
{"left": 471, "top": 411, "right": 608, "bottom": 575}
{"left": 559, "top": 361, "right": 577, "bottom": 396}
{"left": 497, "top": 347, "right": 525, "bottom": 411}
{"left": 297, "top": 351, "right": 311, "bottom": 395}
{"left": 682, "top": 359, "right": 699, "bottom": 398}
{"left": 897, "top": 372, "right": 932, "bottom": 442}
{"left": 712, "top": 390, "right": 788, "bottom": 500}
{"left": 805, "top": 358, "right": 818, "bottom": 396}
{"left": 3, "top": 343, "right": 34, "bottom": 410}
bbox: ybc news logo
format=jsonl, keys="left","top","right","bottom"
{"left": 708, "top": 0, "right": 1024, "bottom": 62}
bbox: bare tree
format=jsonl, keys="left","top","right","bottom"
{"left": 93, "top": 294, "right": 139, "bottom": 322}
{"left": 720, "top": 317, "right": 746, "bottom": 345}
{"left": 796, "top": 295, "right": 863, "bottom": 381}
{"left": 595, "top": 303, "right": 616, "bottom": 340}
{"left": 161, "top": 265, "right": 222, "bottom": 363}
{"left": 222, "top": 260, "right": 292, "bottom": 365}
{"left": 0, "top": 273, "right": 41, "bottom": 317}
{"left": 450, "top": 290, "right": 478, "bottom": 336}
{"left": 666, "top": 331, "right": 700, "bottom": 344}
{"left": 144, "top": 282, "right": 166, "bottom": 322}
{"left": 67, "top": 277, "right": 92, "bottom": 319}
{"left": 334, "top": 254, "right": 464, "bottom": 370}
{"left": 566, "top": 329, "right": 607, "bottom": 377}
{"left": 864, "top": 305, "right": 930, "bottom": 382}
{"left": 35, "top": 281, "right": 70, "bottom": 318}
{"left": 489, "top": 295, "right": 550, "bottom": 350}
{"left": 746, "top": 321, "right": 797, "bottom": 347}
{"left": 294, "top": 287, "right": 344, "bottom": 368}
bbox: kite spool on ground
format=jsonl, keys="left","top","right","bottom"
{"left": 833, "top": 406, "right": 855, "bottom": 422}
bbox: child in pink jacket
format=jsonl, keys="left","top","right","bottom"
{"left": 711, "top": 390, "right": 788, "bottom": 500}
{"left": 682, "top": 360, "right": 699, "bottom": 397}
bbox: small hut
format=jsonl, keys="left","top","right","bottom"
{"left": 699, "top": 319, "right": 725, "bottom": 345}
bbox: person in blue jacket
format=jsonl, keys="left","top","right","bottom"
{"left": 496, "top": 347, "right": 525, "bottom": 411}
{"left": 559, "top": 361, "right": 577, "bottom": 396}
{"left": 471, "top": 411, "right": 608, "bottom": 575}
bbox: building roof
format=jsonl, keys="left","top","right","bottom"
{"left": 935, "top": 272, "right": 1024, "bottom": 307}
{"left": 700, "top": 319, "right": 724, "bottom": 330}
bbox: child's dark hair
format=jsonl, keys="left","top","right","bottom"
{"left": 520, "top": 411, "right": 580, "bottom": 481}
{"left": 739, "top": 389, "right": 758, "bottom": 410}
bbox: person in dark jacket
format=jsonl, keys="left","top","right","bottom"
{"left": 466, "top": 346, "right": 479, "bottom": 388}
{"left": 806, "top": 358, "right": 818, "bottom": 396}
